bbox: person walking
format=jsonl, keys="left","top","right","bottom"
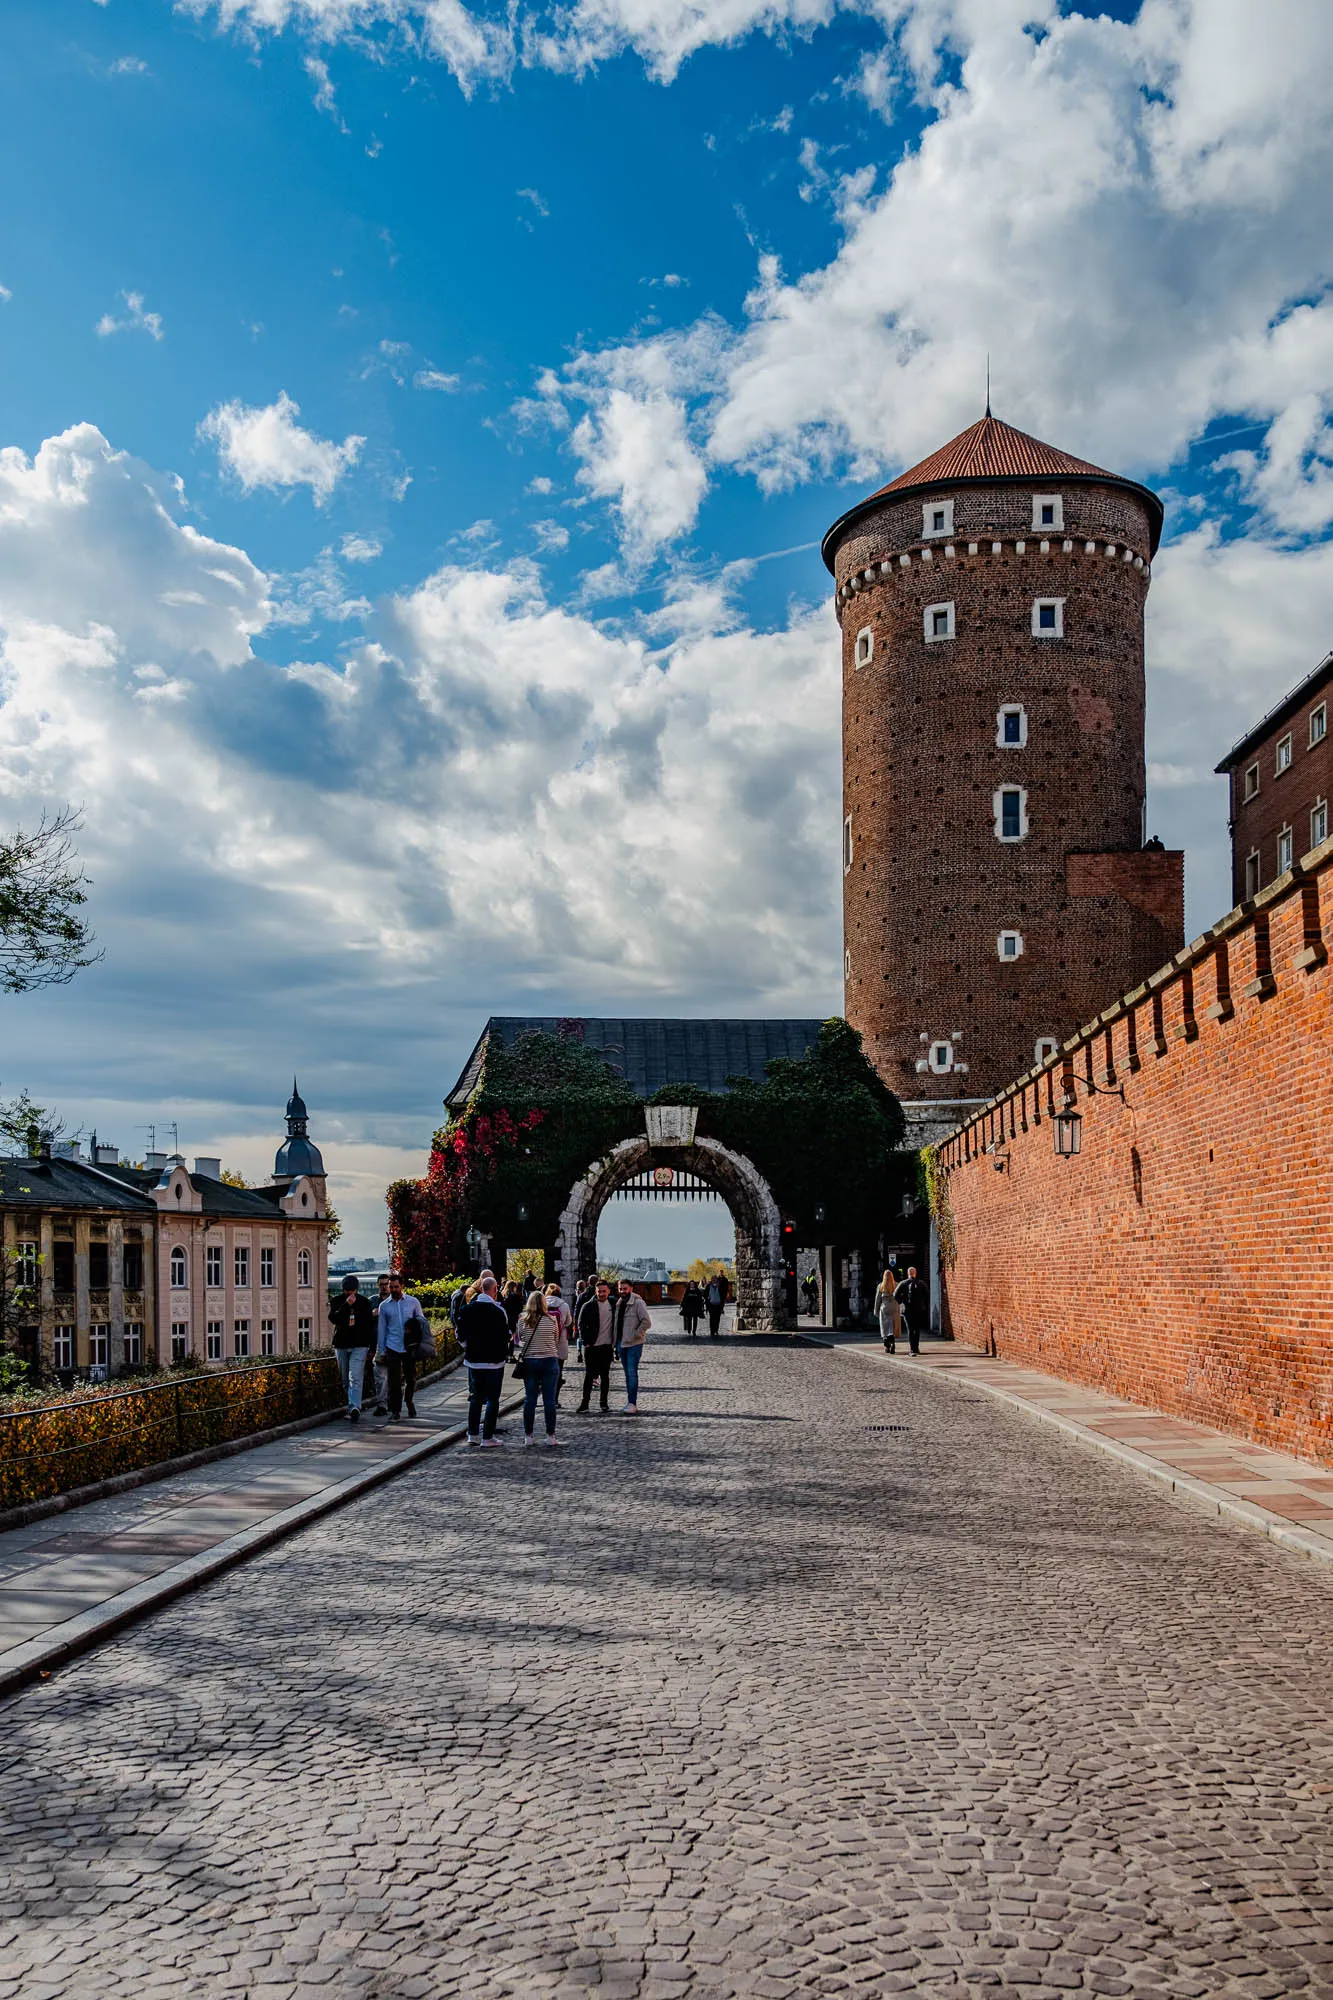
{"left": 456, "top": 1274, "right": 511, "bottom": 1447}
{"left": 614, "top": 1279, "right": 652, "bottom": 1414}
{"left": 679, "top": 1279, "right": 704, "bottom": 1338}
{"left": 501, "top": 1280, "right": 525, "bottom": 1335}
{"left": 576, "top": 1279, "right": 616, "bottom": 1412}
{"left": 544, "top": 1282, "right": 572, "bottom": 1403}
{"left": 705, "top": 1269, "right": 728, "bottom": 1339}
{"left": 516, "top": 1289, "right": 569, "bottom": 1448}
{"left": 328, "top": 1275, "right": 376, "bottom": 1421}
{"left": 874, "top": 1269, "right": 900, "bottom": 1355}
{"left": 375, "top": 1273, "right": 430, "bottom": 1417}
{"left": 893, "top": 1265, "right": 930, "bottom": 1356}
{"left": 368, "top": 1273, "right": 392, "bottom": 1415}
{"left": 802, "top": 1271, "right": 819, "bottom": 1318}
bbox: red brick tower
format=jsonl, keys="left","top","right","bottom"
{"left": 823, "top": 413, "right": 1184, "bottom": 1140}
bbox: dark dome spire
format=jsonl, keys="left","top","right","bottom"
{"left": 275, "top": 1077, "right": 324, "bottom": 1182}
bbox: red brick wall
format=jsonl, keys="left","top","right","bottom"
{"left": 937, "top": 839, "right": 1333, "bottom": 1466}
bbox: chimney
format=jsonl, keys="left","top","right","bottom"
{"left": 95, "top": 1145, "right": 119, "bottom": 1166}
{"left": 145, "top": 1151, "right": 168, "bottom": 1170}
{"left": 53, "top": 1140, "right": 82, "bottom": 1161}
{"left": 193, "top": 1157, "right": 221, "bottom": 1180}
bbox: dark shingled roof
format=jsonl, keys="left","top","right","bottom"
{"left": 0, "top": 1157, "right": 155, "bottom": 1213}
{"left": 445, "top": 1017, "right": 827, "bottom": 1112}
{"left": 822, "top": 412, "right": 1165, "bottom": 566}
{"left": 98, "top": 1164, "right": 289, "bottom": 1217}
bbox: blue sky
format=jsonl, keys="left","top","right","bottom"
{"left": 2, "top": 0, "right": 1332, "bottom": 1256}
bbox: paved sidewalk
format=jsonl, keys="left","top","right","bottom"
{"left": 0, "top": 1361, "right": 518, "bottom": 1695}
{"left": 833, "top": 1330, "right": 1333, "bottom": 1561}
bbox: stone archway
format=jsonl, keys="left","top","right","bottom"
{"left": 556, "top": 1134, "right": 791, "bottom": 1331}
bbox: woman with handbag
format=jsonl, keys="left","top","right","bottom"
{"left": 516, "top": 1289, "right": 569, "bottom": 1449}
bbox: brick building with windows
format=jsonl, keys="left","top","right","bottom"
{"left": 823, "top": 411, "right": 1185, "bottom": 1141}
{"left": 1215, "top": 651, "right": 1332, "bottom": 906}
{"left": 0, "top": 1083, "right": 329, "bottom": 1378}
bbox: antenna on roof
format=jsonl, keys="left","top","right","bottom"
{"left": 985, "top": 353, "right": 991, "bottom": 418}
{"left": 142, "top": 1122, "right": 156, "bottom": 1153}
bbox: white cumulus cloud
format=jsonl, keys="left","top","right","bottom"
{"left": 95, "top": 291, "right": 164, "bottom": 341}
{"left": 199, "top": 390, "right": 364, "bottom": 503}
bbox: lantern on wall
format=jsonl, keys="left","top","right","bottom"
{"left": 1052, "top": 1103, "right": 1083, "bottom": 1158}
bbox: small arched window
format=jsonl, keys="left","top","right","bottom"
{"left": 170, "top": 1247, "right": 188, "bottom": 1289}
{"left": 297, "top": 1249, "right": 312, "bottom": 1289}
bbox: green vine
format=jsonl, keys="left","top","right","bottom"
{"left": 919, "top": 1145, "right": 957, "bottom": 1271}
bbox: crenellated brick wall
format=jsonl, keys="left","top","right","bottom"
{"left": 935, "top": 834, "right": 1333, "bottom": 1466}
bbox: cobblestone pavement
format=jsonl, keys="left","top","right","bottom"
{"left": 2, "top": 1336, "right": 1332, "bottom": 2000}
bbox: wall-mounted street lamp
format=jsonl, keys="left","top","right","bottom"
{"left": 1052, "top": 1069, "right": 1124, "bottom": 1158}
{"left": 466, "top": 1225, "right": 482, "bottom": 1265}
{"left": 813, "top": 1203, "right": 826, "bottom": 1228}
{"left": 516, "top": 1200, "right": 530, "bottom": 1224}
{"left": 989, "top": 1139, "right": 1010, "bottom": 1174}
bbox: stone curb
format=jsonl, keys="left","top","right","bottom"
{"left": 843, "top": 1345, "right": 1333, "bottom": 1568}
{"left": 0, "top": 1386, "right": 523, "bottom": 1706}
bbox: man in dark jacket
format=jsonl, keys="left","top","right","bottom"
{"left": 328, "top": 1276, "right": 376, "bottom": 1422}
{"left": 576, "top": 1279, "right": 615, "bottom": 1412}
{"left": 893, "top": 1267, "right": 930, "bottom": 1356}
{"left": 456, "top": 1275, "right": 511, "bottom": 1447}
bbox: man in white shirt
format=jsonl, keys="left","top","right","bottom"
{"left": 375, "top": 1272, "right": 430, "bottom": 1418}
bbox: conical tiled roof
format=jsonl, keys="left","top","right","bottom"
{"left": 821, "top": 412, "right": 1163, "bottom": 568}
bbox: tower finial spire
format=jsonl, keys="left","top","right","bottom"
{"left": 985, "top": 352, "right": 991, "bottom": 418}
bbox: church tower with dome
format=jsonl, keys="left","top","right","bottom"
{"left": 823, "top": 412, "right": 1185, "bottom": 1142}
{"left": 272, "top": 1078, "right": 326, "bottom": 1192}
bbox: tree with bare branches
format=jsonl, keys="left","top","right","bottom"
{"left": 0, "top": 808, "right": 101, "bottom": 993}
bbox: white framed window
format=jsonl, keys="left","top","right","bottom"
{"left": 927, "top": 1040, "right": 955, "bottom": 1074}
{"left": 1034, "top": 1036, "right": 1060, "bottom": 1066}
{"left": 843, "top": 948, "right": 851, "bottom": 980}
{"left": 1277, "top": 825, "right": 1294, "bottom": 873}
{"left": 233, "top": 1320, "right": 250, "bottom": 1359}
{"left": 171, "top": 1322, "right": 189, "bottom": 1363}
{"left": 922, "top": 499, "right": 953, "bottom": 539}
{"left": 90, "top": 1325, "right": 109, "bottom": 1374}
{"left": 1032, "top": 494, "right": 1063, "bottom": 531}
{"left": 260, "top": 1246, "right": 275, "bottom": 1289}
{"left": 994, "top": 786, "right": 1028, "bottom": 842}
{"left": 1032, "top": 597, "right": 1065, "bottom": 638}
{"left": 298, "top": 1317, "right": 313, "bottom": 1352}
{"left": 1276, "top": 732, "right": 1293, "bottom": 774}
{"left": 52, "top": 1325, "right": 74, "bottom": 1370}
{"left": 206, "top": 1321, "right": 223, "bottom": 1361}
{"left": 842, "top": 815, "right": 853, "bottom": 874}
{"left": 15, "top": 1241, "right": 38, "bottom": 1287}
{"left": 261, "top": 1318, "right": 276, "bottom": 1356}
{"left": 124, "top": 1323, "right": 143, "bottom": 1366}
{"left": 297, "top": 1248, "right": 312, "bottom": 1289}
{"left": 924, "top": 601, "right": 955, "bottom": 642}
{"left": 170, "top": 1246, "right": 188, "bottom": 1289}
{"left": 234, "top": 1245, "right": 250, "bottom": 1290}
{"left": 997, "top": 703, "right": 1027, "bottom": 749}
{"left": 1311, "top": 703, "right": 1327, "bottom": 746}
{"left": 1243, "top": 762, "right": 1260, "bottom": 801}
{"left": 1312, "top": 799, "right": 1329, "bottom": 848}
{"left": 1244, "top": 849, "right": 1261, "bottom": 898}
{"left": 998, "top": 930, "right": 1025, "bottom": 961}
{"left": 206, "top": 1243, "right": 223, "bottom": 1289}
{"left": 853, "top": 626, "right": 874, "bottom": 669}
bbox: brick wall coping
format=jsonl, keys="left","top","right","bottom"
{"left": 936, "top": 828, "right": 1333, "bottom": 1157}
{"left": 835, "top": 534, "right": 1152, "bottom": 611}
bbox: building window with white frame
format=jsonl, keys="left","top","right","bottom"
{"left": 260, "top": 1246, "right": 275, "bottom": 1289}
{"left": 234, "top": 1320, "right": 250, "bottom": 1359}
{"left": 170, "top": 1246, "right": 188, "bottom": 1289}
{"left": 1034, "top": 1036, "right": 1060, "bottom": 1066}
{"left": 853, "top": 626, "right": 874, "bottom": 668}
{"left": 206, "top": 1242, "right": 223, "bottom": 1289}
{"left": 997, "top": 703, "right": 1027, "bottom": 749}
{"left": 1276, "top": 732, "right": 1293, "bottom": 773}
{"left": 15, "top": 1241, "right": 38, "bottom": 1287}
{"left": 924, "top": 601, "right": 955, "bottom": 642}
{"left": 922, "top": 499, "right": 953, "bottom": 539}
{"left": 298, "top": 1317, "right": 312, "bottom": 1351}
{"left": 297, "top": 1248, "right": 312, "bottom": 1289}
{"left": 206, "top": 1320, "right": 223, "bottom": 1361}
{"left": 1312, "top": 799, "right": 1328, "bottom": 849}
{"left": 926, "top": 1040, "right": 955, "bottom": 1074}
{"left": 994, "top": 786, "right": 1028, "bottom": 841}
{"left": 1244, "top": 849, "right": 1261, "bottom": 898}
{"left": 124, "top": 1323, "right": 143, "bottom": 1366}
{"left": 1032, "top": 495, "right": 1063, "bottom": 531}
{"left": 842, "top": 815, "right": 853, "bottom": 874}
{"left": 1311, "top": 702, "right": 1327, "bottom": 746}
{"left": 1032, "top": 597, "right": 1065, "bottom": 638}
{"left": 260, "top": 1318, "right": 276, "bottom": 1356}
{"left": 1243, "top": 762, "right": 1260, "bottom": 801}
{"left": 234, "top": 1245, "right": 250, "bottom": 1289}
{"left": 1277, "top": 825, "right": 1294, "bottom": 873}
{"left": 171, "top": 1322, "right": 189, "bottom": 1363}
{"left": 998, "top": 930, "right": 1024, "bottom": 961}
{"left": 89, "top": 1325, "right": 109, "bottom": 1375}
{"left": 52, "top": 1325, "right": 74, "bottom": 1371}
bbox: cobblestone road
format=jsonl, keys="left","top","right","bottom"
{"left": 2, "top": 1337, "right": 1333, "bottom": 1999}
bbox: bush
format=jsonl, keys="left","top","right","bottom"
{"left": 410, "top": 1275, "right": 472, "bottom": 1312}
